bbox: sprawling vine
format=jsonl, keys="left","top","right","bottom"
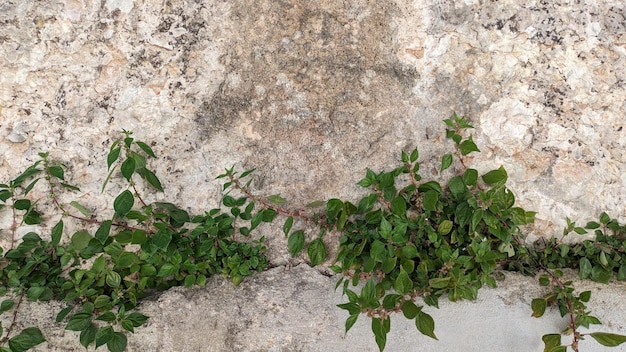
{"left": 1, "top": 115, "right": 625, "bottom": 352}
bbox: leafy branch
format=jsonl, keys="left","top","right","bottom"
{"left": 1, "top": 115, "right": 626, "bottom": 352}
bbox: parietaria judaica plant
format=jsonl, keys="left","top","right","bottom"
{"left": 1, "top": 115, "right": 625, "bottom": 352}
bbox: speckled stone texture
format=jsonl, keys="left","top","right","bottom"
{"left": 2, "top": 1, "right": 625, "bottom": 244}
{"left": 1, "top": 1, "right": 626, "bottom": 350}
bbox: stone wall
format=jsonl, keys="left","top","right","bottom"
{"left": 1, "top": 1, "right": 626, "bottom": 351}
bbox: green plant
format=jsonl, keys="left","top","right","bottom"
{"left": 1, "top": 116, "right": 625, "bottom": 352}
{"left": 0, "top": 131, "right": 269, "bottom": 351}
{"left": 225, "top": 114, "right": 626, "bottom": 352}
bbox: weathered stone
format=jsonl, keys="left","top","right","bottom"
{"left": 11, "top": 265, "right": 626, "bottom": 352}
{"left": 2, "top": 1, "right": 626, "bottom": 350}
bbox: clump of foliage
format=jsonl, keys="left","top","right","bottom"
{"left": 1, "top": 116, "right": 626, "bottom": 352}
{"left": 0, "top": 131, "right": 269, "bottom": 352}
{"left": 225, "top": 114, "right": 626, "bottom": 352}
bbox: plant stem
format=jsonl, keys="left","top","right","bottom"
{"left": 0, "top": 290, "right": 25, "bottom": 344}
{"left": 544, "top": 268, "right": 580, "bottom": 352}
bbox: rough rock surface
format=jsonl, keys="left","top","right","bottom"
{"left": 15, "top": 266, "right": 626, "bottom": 352}
{"left": 1, "top": 0, "right": 626, "bottom": 351}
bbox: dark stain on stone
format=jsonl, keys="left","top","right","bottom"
{"left": 194, "top": 1, "right": 418, "bottom": 138}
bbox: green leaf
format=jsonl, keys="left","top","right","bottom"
{"left": 107, "top": 332, "right": 128, "bottom": 352}
{"left": 261, "top": 208, "right": 277, "bottom": 222}
{"left": 13, "top": 199, "right": 31, "bottom": 210}
{"left": 96, "top": 312, "right": 116, "bottom": 322}
{"left": 599, "top": 212, "right": 611, "bottom": 224}
{"left": 120, "top": 157, "right": 136, "bottom": 181}
{"left": 250, "top": 212, "right": 262, "bottom": 230}
{"left": 618, "top": 264, "right": 626, "bottom": 281}
{"left": 307, "top": 238, "right": 327, "bottom": 266}
{"left": 574, "top": 227, "right": 587, "bottom": 235}
{"left": 459, "top": 137, "right": 480, "bottom": 155}
{"left": 47, "top": 165, "right": 65, "bottom": 180}
{"left": 391, "top": 197, "right": 406, "bottom": 217}
{"left": 69, "top": 201, "right": 91, "bottom": 217}
{"left": 51, "top": 219, "right": 63, "bottom": 246}
{"left": 94, "top": 295, "right": 111, "bottom": 309}
{"left": 371, "top": 318, "right": 388, "bottom": 352}
{"left": 357, "top": 177, "right": 372, "bottom": 188}
{"left": 96, "top": 326, "right": 114, "bottom": 349}
{"left": 139, "top": 168, "right": 163, "bottom": 192}
{"left": 381, "top": 257, "right": 397, "bottom": 274}
{"left": 542, "top": 334, "right": 561, "bottom": 351}
{"left": 267, "top": 194, "right": 287, "bottom": 205}
{"left": 370, "top": 240, "right": 386, "bottom": 262}
{"left": 116, "top": 252, "right": 139, "bottom": 268}
{"left": 418, "top": 181, "right": 442, "bottom": 194}
{"left": 579, "top": 290, "right": 591, "bottom": 303}
{"left": 402, "top": 301, "right": 421, "bottom": 319}
{"left": 101, "top": 165, "right": 117, "bottom": 192}
{"left": 415, "top": 310, "right": 437, "bottom": 340}
{"left": 107, "top": 147, "right": 121, "bottom": 169}
{"left": 283, "top": 216, "right": 294, "bottom": 236}
{"left": 470, "top": 209, "right": 484, "bottom": 232}
{"left": 94, "top": 220, "right": 112, "bottom": 244}
{"left": 463, "top": 168, "right": 478, "bottom": 186}
{"left": 585, "top": 221, "right": 601, "bottom": 229}
{"left": 531, "top": 298, "right": 547, "bottom": 318}
{"left": 597, "top": 253, "right": 609, "bottom": 271}
{"left": 24, "top": 208, "right": 42, "bottom": 225}
{"left": 114, "top": 190, "right": 134, "bottom": 217}
{"left": 151, "top": 231, "right": 172, "bottom": 250}
{"left": 401, "top": 151, "right": 409, "bottom": 163}
{"left": 0, "top": 299, "right": 14, "bottom": 314}
{"left": 55, "top": 307, "right": 72, "bottom": 322}
{"left": 422, "top": 190, "right": 438, "bottom": 211}
{"left": 481, "top": 166, "right": 508, "bottom": 185}
{"left": 106, "top": 271, "right": 122, "bottom": 288}
{"left": 440, "top": 154, "right": 453, "bottom": 172}
{"left": 157, "top": 263, "right": 177, "bottom": 277}
{"left": 401, "top": 244, "right": 419, "bottom": 259}
{"left": 65, "top": 312, "right": 93, "bottom": 331}
{"left": 136, "top": 141, "right": 156, "bottom": 157}
{"left": 0, "top": 189, "right": 12, "bottom": 202}
{"left": 579, "top": 257, "right": 592, "bottom": 280}
{"left": 394, "top": 270, "right": 413, "bottom": 294}
{"left": 303, "top": 201, "right": 323, "bottom": 209}
{"left": 288, "top": 230, "right": 305, "bottom": 257}
{"left": 448, "top": 176, "right": 466, "bottom": 197}
{"left": 11, "top": 164, "right": 42, "bottom": 188}
{"left": 589, "top": 332, "right": 626, "bottom": 347}
{"left": 326, "top": 199, "right": 343, "bottom": 219}
{"left": 196, "top": 275, "right": 207, "bottom": 287}
{"left": 7, "top": 327, "right": 46, "bottom": 352}
{"left": 126, "top": 312, "right": 149, "bottom": 327}
{"left": 121, "top": 319, "right": 135, "bottom": 333}
{"left": 222, "top": 195, "right": 236, "bottom": 207}
{"left": 337, "top": 302, "right": 360, "bottom": 315}
{"left": 379, "top": 217, "right": 392, "bottom": 239}
{"left": 71, "top": 230, "right": 92, "bottom": 250}
{"left": 410, "top": 148, "right": 419, "bottom": 163}
{"left": 345, "top": 314, "right": 358, "bottom": 335}
{"left": 429, "top": 277, "right": 450, "bottom": 289}
{"left": 438, "top": 220, "right": 453, "bottom": 235}
{"left": 26, "top": 287, "right": 46, "bottom": 301}
{"left": 79, "top": 323, "right": 97, "bottom": 349}
{"left": 240, "top": 168, "right": 256, "bottom": 178}
{"left": 591, "top": 266, "right": 612, "bottom": 284}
